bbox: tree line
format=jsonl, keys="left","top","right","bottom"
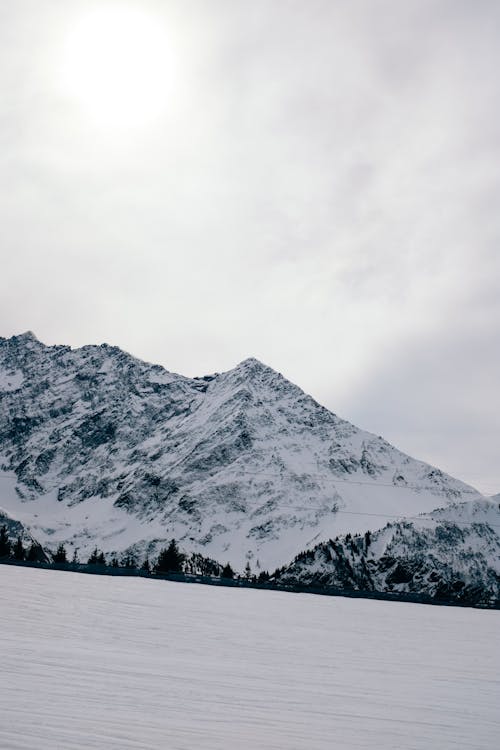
{"left": 0, "top": 525, "right": 273, "bottom": 582}
{"left": 51, "top": 538, "right": 220, "bottom": 574}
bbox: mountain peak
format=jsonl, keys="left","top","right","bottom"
{"left": 233, "top": 357, "right": 278, "bottom": 374}
{"left": 228, "top": 357, "right": 284, "bottom": 385}
{"left": 14, "top": 330, "right": 39, "bottom": 342}
{"left": 1, "top": 331, "right": 41, "bottom": 349}
{"left": 236, "top": 356, "right": 266, "bottom": 367}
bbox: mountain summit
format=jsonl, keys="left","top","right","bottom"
{"left": 0, "top": 333, "right": 481, "bottom": 569}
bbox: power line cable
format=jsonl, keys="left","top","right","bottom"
{"left": 203, "top": 468, "right": 500, "bottom": 529}
{"left": 257, "top": 504, "right": 500, "bottom": 529}
{"left": 217, "top": 467, "right": 486, "bottom": 493}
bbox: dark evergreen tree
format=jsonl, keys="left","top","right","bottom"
{"left": 0, "top": 525, "right": 11, "bottom": 558}
{"left": 155, "top": 539, "right": 184, "bottom": 573}
{"left": 71, "top": 549, "right": 80, "bottom": 565}
{"left": 120, "top": 553, "right": 137, "bottom": 569}
{"left": 88, "top": 548, "right": 106, "bottom": 565}
{"left": 141, "top": 557, "right": 151, "bottom": 573}
{"left": 53, "top": 543, "right": 67, "bottom": 564}
{"left": 13, "top": 536, "right": 25, "bottom": 561}
{"left": 221, "top": 562, "right": 234, "bottom": 579}
{"left": 258, "top": 570, "right": 270, "bottom": 583}
{"left": 26, "top": 543, "right": 39, "bottom": 562}
{"left": 244, "top": 561, "right": 252, "bottom": 580}
{"left": 110, "top": 556, "right": 120, "bottom": 568}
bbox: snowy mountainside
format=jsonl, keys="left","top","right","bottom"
{"left": 0, "top": 332, "right": 481, "bottom": 569}
{"left": 274, "top": 499, "right": 500, "bottom": 606}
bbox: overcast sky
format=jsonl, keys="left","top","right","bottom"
{"left": 1, "top": 0, "right": 499, "bottom": 494}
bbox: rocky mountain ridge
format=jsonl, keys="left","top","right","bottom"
{"left": 274, "top": 498, "right": 500, "bottom": 606}
{"left": 0, "top": 332, "right": 482, "bottom": 569}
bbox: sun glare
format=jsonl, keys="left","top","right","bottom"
{"left": 61, "top": 7, "right": 175, "bottom": 129}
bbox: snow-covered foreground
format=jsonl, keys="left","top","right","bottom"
{"left": 1, "top": 567, "right": 499, "bottom": 750}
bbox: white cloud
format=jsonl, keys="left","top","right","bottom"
{"left": 1, "top": 0, "right": 499, "bottom": 491}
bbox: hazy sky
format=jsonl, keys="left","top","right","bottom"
{"left": 1, "top": 0, "right": 499, "bottom": 494}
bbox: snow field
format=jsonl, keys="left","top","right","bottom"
{"left": 1, "top": 565, "right": 499, "bottom": 749}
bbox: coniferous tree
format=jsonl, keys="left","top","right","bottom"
{"left": 110, "top": 556, "right": 120, "bottom": 568}
{"left": 53, "top": 543, "right": 67, "bottom": 564}
{"left": 0, "top": 525, "right": 11, "bottom": 558}
{"left": 26, "top": 544, "right": 39, "bottom": 562}
{"left": 71, "top": 549, "right": 80, "bottom": 565}
{"left": 244, "top": 561, "right": 252, "bottom": 580}
{"left": 221, "top": 562, "right": 234, "bottom": 579}
{"left": 141, "top": 557, "right": 151, "bottom": 573}
{"left": 13, "top": 536, "right": 25, "bottom": 561}
{"left": 155, "top": 539, "right": 184, "bottom": 573}
{"left": 167, "top": 538, "right": 184, "bottom": 572}
{"left": 88, "top": 548, "right": 106, "bottom": 565}
{"left": 154, "top": 548, "right": 168, "bottom": 574}
{"left": 120, "top": 553, "right": 137, "bottom": 569}
{"left": 258, "top": 570, "right": 270, "bottom": 583}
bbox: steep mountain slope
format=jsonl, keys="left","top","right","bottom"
{"left": 274, "top": 499, "right": 500, "bottom": 606}
{"left": 0, "top": 332, "right": 481, "bottom": 569}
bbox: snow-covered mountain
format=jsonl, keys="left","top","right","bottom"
{"left": 274, "top": 499, "right": 500, "bottom": 606}
{"left": 0, "top": 332, "right": 482, "bottom": 570}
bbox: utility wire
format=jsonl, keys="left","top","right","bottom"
{"left": 255, "top": 504, "right": 500, "bottom": 529}
{"left": 224, "top": 468, "right": 485, "bottom": 495}
{"left": 206, "top": 468, "right": 500, "bottom": 529}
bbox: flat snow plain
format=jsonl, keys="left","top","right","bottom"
{"left": 1, "top": 566, "right": 499, "bottom": 750}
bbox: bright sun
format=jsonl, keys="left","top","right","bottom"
{"left": 61, "top": 7, "right": 175, "bottom": 129}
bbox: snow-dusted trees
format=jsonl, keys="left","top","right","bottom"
{"left": 27, "top": 543, "right": 39, "bottom": 561}
{"left": 88, "top": 548, "right": 106, "bottom": 565}
{"left": 0, "top": 529, "right": 26, "bottom": 561}
{"left": 13, "top": 537, "right": 25, "bottom": 561}
{"left": 221, "top": 563, "right": 234, "bottom": 579}
{"left": 53, "top": 543, "right": 68, "bottom": 564}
